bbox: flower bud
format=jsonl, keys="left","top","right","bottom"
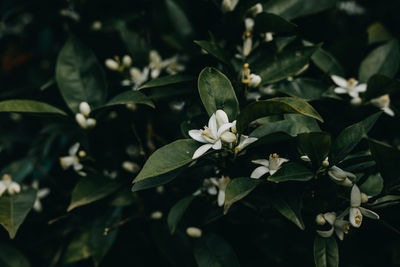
{"left": 122, "top": 161, "right": 140, "bottom": 173}
{"left": 75, "top": 113, "right": 87, "bottom": 129}
{"left": 122, "top": 55, "right": 132, "bottom": 67}
{"left": 220, "top": 131, "right": 237, "bottom": 143}
{"left": 249, "top": 3, "right": 263, "bottom": 17}
{"left": 105, "top": 59, "right": 119, "bottom": 71}
{"left": 150, "top": 211, "right": 163, "bottom": 220}
{"left": 361, "top": 193, "right": 369, "bottom": 203}
{"left": 249, "top": 74, "right": 262, "bottom": 88}
{"left": 315, "top": 214, "right": 326, "bottom": 225}
{"left": 86, "top": 118, "right": 97, "bottom": 128}
{"left": 186, "top": 227, "right": 202, "bottom": 238}
{"left": 79, "top": 102, "right": 91, "bottom": 116}
{"left": 78, "top": 150, "right": 86, "bottom": 158}
{"left": 322, "top": 159, "right": 330, "bottom": 167}
{"left": 244, "top": 18, "right": 255, "bottom": 32}
{"left": 91, "top": 21, "right": 102, "bottom": 31}
{"left": 264, "top": 32, "right": 274, "bottom": 42}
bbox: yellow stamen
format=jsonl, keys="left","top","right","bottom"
{"left": 348, "top": 78, "right": 356, "bottom": 85}
{"left": 114, "top": 56, "right": 120, "bottom": 62}
{"left": 272, "top": 153, "right": 278, "bottom": 158}
{"left": 344, "top": 223, "right": 351, "bottom": 234}
{"left": 355, "top": 214, "right": 362, "bottom": 225}
{"left": 245, "top": 31, "right": 251, "bottom": 38}
{"left": 2, "top": 174, "right": 11, "bottom": 181}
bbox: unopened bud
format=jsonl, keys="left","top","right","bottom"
{"left": 315, "top": 214, "right": 326, "bottom": 225}
{"left": 361, "top": 193, "right": 369, "bottom": 203}
{"left": 186, "top": 227, "right": 202, "bottom": 238}
{"left": 150, "top": 211, "right": 163, "bottom": 220}
{"left": 79, "top": 102, "right": 91, "bottom": 116}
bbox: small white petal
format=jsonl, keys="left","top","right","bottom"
{"left": 86, "top": 118, "right": 96, "bottom": 128}
{"left": 208, "top": 114, "right": 218, "bottom": 139}
{"left": 217, "top": 122, "right": 234, "bottom": 137}
{"left": 331, "top": 75, "right": 348, "bottom": 88}
{"left": 300, "top": 155, "right": 311, "bottom": 162}
{"left": 59, "top": 156, "right": 76, "bottom": 170}
{"left": 349, "top": 207, "right": 362, "bottom": 228}
{"left": 383, "top": 106, "right": 395, "bottom": 117}
{"left": 37, "top": 188, "right": 50, "bottom": 198}
{"left": 251, "top": 159, "right": 269, "bottom": 167}
{"left": 122, "top": 55, "right": 132, "bottom": 67}
{"left": 192, "top": 144, "right": 213, "bottom": 159}
{"left": 220, "top": 132, "right": 237, "bottom": 143}
{"left": 245, "top": 18, "right": 255, "bottom": 31}
{"left": 69, "top": 142, "right": 80, "bottom": 156}
{"left": 75, "top": 113, "right": 87, "bottom": 129}
{"left": 188, "top": 130, "right": 208, "bottom": 143}
{"left": 150, "top": 211, "right": 163, "bottom": 220}
{"left": 212, "top": 139, "right": 222, "bottom": 150}
{"left": 359, "top": 207, "right": 379, "bottom": 220}
{"left": 218, "top": 190, "right": 225, "bottom": 207}
{"left": 105, "top": 59, "right": 119, "bottom": 71}
{"left": 249, "top": 74, "right": 262, "bottom": 88}
{"left": 215, "top": 110, "right": 229, "bottom": 128}
{"left": 334, "top": 87, "right": 347, "bottom": 94}
{"left": 243, "top": 38, "right": 253, "bottom": 57}
{"left": 351, "top": 184, "right": 362, "bottom": 207}
{"left": 323, "top": 212, "right": 337, "bottom": 225}
{"left": 355, "top": 83, "right": 367, "bottom": 93}
{"left": 250, "top": 166, "right": 269, "bottom": 179}
{"left": 186, "top": 227, "right": 202, "bottom": 238}
{"left": 33, "top": 199, "right": 43, "bottom": 212}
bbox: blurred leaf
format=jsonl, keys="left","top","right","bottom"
{"left": 276, "top": 78, "right": 329, "bottom": 101}
{"left": 198, "top": 67, "right": 239, "bottom": 121}
{"left": 224, "top": 177, "right": 260, "bottom": 214}
{"left": 254, "top": 12, "right": 296, "bottom": 34}
{"left": 330, "top": 112, "right": 381, "bottom": 165}
{"left": 0, "top": 243, "right": 30, "bottom": 267}
{"left": 165, "top": 0, "right": 193, "bottom": 40}
{"left": 132, "top": 167, "right": 184, "bottom": 192}
{"left": 311, "top": 48, "right": 345, "bottom": 76}
{"left": 297, "top": 132, "right": 331, "bottom": 170}
{"left": 263, "top": 0, "right": 337, "bottom": 20}
{"left": 168, "top": 195, "right": 195, "bottom": 234}
{"left": 237, "top": 97, "right": 323, "bottom": 134}
{"left": 133, "top": 139, "right": 199, "bottom": 183}
{"left": 0, "top": 100, "right": 67, "bottom": 116}
{"left": 139, "top": 74, "right": 194, "bottom": 89}
{"left": 360, "top": 173, "right": 384, "bottom": 197}
{"left": 67, "top": 177, "right": 121, "bottom": 212}
{"left": 56, "top": 37, "right": 107, "bottom": 113}
{"left": 255, "top": 46, "right": 318, "bottom": 84}
{"left": 116, "top": 21, "right": 148, "bottom": 65}
{"left": 0, "top": 158, "right": 34, "bottom": 183}
{"left": 364, "top": 74, "right": 400, "bottom": 100}
{"left": 369, "top": 195, "right": 400, "bottom": 209}
{"left": 359, "top": 40, "right": 400, "bottom": 82}
{"left": 271, "top": 193, "right": 305, "bottom": 230}
{"left": 194, "top": 233, "right": 240, "bottom": 267}
{"left": 268, "top": 163, "right": 313, "bottom": 182}
{"left": 147, "top": 86, "right": 193, "bottom": 100}
{"left": 63, "top": 231, "right": 91, "bottom": 264}
{"left": 313, "top": 236, "right": 339, "bottom": 267}
{"left": 275, "top": 36, "right": 297, "bottom": 52}
{"left": 101, "top": 90, "right": 155, "bottom": 109}
{"left": 194, "top": 40, "right": 230, "bottom": 65}
{"left": 367, "top": 22, "right": 393, "bottom": 45}
{"left": 0, "top": 188, "right": 36, "bottom": 239}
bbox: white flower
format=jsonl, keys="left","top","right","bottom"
{"left": 59, "top": 143, "right": 86, "bottom": 176}
{"left": 264, "top": 32, "right": 274, "bottom": 42}
{"left": 331, "top": 75, "right": 366, "bottom": 101}
{"left": 250, "top": 153, "right": 289, "bottom": 179}
{"left": 316, "top": 212, "right": 351, "bottom": 240}
{"left": 186, "top": 227, "right": 202, "bottom": 238}
{"left": 150, "top": 211, "right": 163, "bottom": 220}
{"left": 0, "top": 174, "right": 21, "bottom": 196}
{"left": 122, "top": 67, "right": 150, "bottom": 90}
{"left": 249, "top": 3, "right": 263, "bottom": 17}
{"left": 221, "top": 0, "right": 239, "bottom": 13}
{"left": 122, "top": 55, "right": 132, "bottom": 68}
{"left": 75, "top": 102, "right": 96, "bottom": 129}
{"left": 163, "top": 56, "right": 185, "bottom": 75}
{"left": 235, "top": 135, "right": 258, "bottom": 154}
{"left": 243, "top": 18, "right": 254, "bottom": 57}
{"left": 371, "top": 94, "right": 395, "bottom": 116}
{"left": 105, "top": 55, "right": 132, "bottom": 71}
{"left": 209, "top": 176, "right": 231, "bottom": 207}
{"left": 122, "top": 161, "right": 140, "bottom": 173}
{"left": 328, "top": 166, "right": 355, "bottom": 187}
{"left": 148, "top": 50, "right": 184, "bottom": 79}
{"left": 32, "top": 180, "right": 50, "bottom": 212}
{"left": 338, "top": 1, "right": 365, "bottom": 15}
{"left": 349, "top": 184, "right": 379, "bottom": 228}
{"left": 189, "top": 110, "right": 236, "bottom": 159}
{"left": 249, "top": 74, "right": 262, "bottom": 87}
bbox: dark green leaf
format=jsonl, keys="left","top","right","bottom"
{"left": 198, "top": 67, "right": 239, "bottom": 121}
{"left": 165, "top": 0, "right": 193, "bottom": 40}
{"left": 194, "top": 41, "right": 230, "bottom": 65}
{"left": 132, "top": 167, "right": 184, "bottom": 192}
{"left": 63, "top": 231, "right": 91, "bottom": 263}
{"left": 359, "top": 40, "right": 400, "bottom": 82}
{"left": 0, "top": 243, "right": 31, "bottom": 267}
{"left": 101, "top": 90, "right": 155, "bottom": 109}
{"left": 133, "top": 139, "right": 200, "bottom": 183}
{"left": 312, "top": 48, "right": 345, "bottom": 76}
{"left": 0, "top": 100, "right": 67, "bottom": 116}
{"left": 268, "top": 163, "right": 313, "bottom": 182}
{"left": 313, "top": 236, "right": 339, "bottom": 267}
{"left": 139, "top": 74, "right": 194, "bottom": 90}
{"left": 364, "top": 74, "right": 400, "bottom": 100}
{"left": 360, "top": 173, "right": 384, "bottom": 197}
{"left": 116, "top": 21, "right": 148, "bottom": 65}
{"left": 271, "top": 194, "right": 305, "bottom": 230}
{"left": 168, "top": 195, "right": 195, "bottom": 234}
{"left": 276, "top": 78, "right": 329, "bottom": 101}
{"left": 67, "top": 177, "right": 121, "bottom": 212}
{"left": 224, "top": 177, "right": 260, "bottom": 214}
{"left": 237, "top": 97, "right": 323, "bottom": 134}
{"left": 331, "top": 113, "right": 381, "bottom": 164}
{"left": 254, "top": 12, "right": 296, "bottom": 34}
{"left": 297, "top": 132, "right": 331, "bottom": 170}
{"left": 0, "top": 188, "right": 36, "bottom": 239}
{"left": 367, "top": 22, "right": 393, "bottom": 45}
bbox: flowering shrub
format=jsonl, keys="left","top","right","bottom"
{"left": 1, "top": 0, "right": 400, "bottom": 266}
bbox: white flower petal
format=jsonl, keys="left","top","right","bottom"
{"left": 69, "top": 143, "right": 80, "bottom": 156}
{"left": 38, "top": 188, "right": 50, "bottom": 198}
{"left": 383, "top": 106, "right": 395, "bottom": 117}
{"left": 323, "top": 212, "right": 337, "bottom": 225}
{"left": 60, "top": 156, "right": 76, "bottom": 170}
{"left": 218, "top": 190, "right": 225, "bottom": 207}
{"left": 250, "top": 166, "right": 269, "bottom": 179}
{"left": 351, "top": 184, "right": 361, "bottom": 207}
{"left": 300, "top": 155, "right": 311, "bottom": 162}
{"left": 33, "top": 199, "right": 43, "bottom": 212}
{"left": 243, "top": 38, "right": 252, "bottom": 57}
{"left": 189, "top": 130, "right": 208, "bottom": 143}
{"left": 212, "top": 139, "right": 222, "bottom": 150}
{"left": 217, "top": 122, "right": 234, "bottom": 137}
{"left": 216, "top": 110, "right": 229, "bottom": 128}
{"left": 355, "top": 83, "right": 367, "bottom": 93}
{"left": 331, "top": 75, "right": 348, "bottom": 88}
{"left": 192, "top": 144, "right": 213, "bottom": 159}
{"left": 359, "top": 207, "right": 379, "bottom": 220}
{"left": 251, "top": 159, "right": 269, "bottom": 167}
{"left": 334, "top": 87, "right": 347, "bottom": 94}
{"left": 208, "top": 114, "right": 218, "bottom": 139}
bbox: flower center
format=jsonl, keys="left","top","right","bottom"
{"left": 348, "top": 78, "right": 356, "bottom": 85}
{"left": 2, "top": 174, "right": 11, "bottom": 181}
{"left": 272, "top": 153, "right": 278, "bottom": 158}
{"left": 355, "top": 214, "right": 362, "bottom": 225}
{"left": 344, "top": 223, "right": 351, "bottom": 234}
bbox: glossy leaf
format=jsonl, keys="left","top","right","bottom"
{"left": 116, "top": 21, "right": 148, "bottom": 65}
{"left": 313, "top": 236, "right": 339, "bottom": 267}
{"left": 271, "top": 194, "right": 305, "bottom": 230}
{"left": 359, "top": 40, "right": 400, "bottom": 82}
{"left": 254, "top": 12, "right": 296, "bottom": 34}
{"left": 312, "top": 48, "right": 345, "bottom": 76}
{"left": 360, "top": 173, "right": 384, "bottom": 197}
{"left": 0, "top": 100, "right": 67, "bottom": 116}
{"left": 132, "top": 167, "right": 184, "bottom": 192}
{"left": 67, "top": 177, "right": 121, "bottom": 212}
{"left": 367, "top": 22, "right": 393, "bottom": 45}
{"left": 63, "top": 231, "right": 91, "bottom": 263}
{"left": 165, "top": 0, "right": 193, "bottom": 40}
{"left": 276, "top": 78, "right": 329, "bottom": 101}
{"left": 194, "top": 40, "right": 230, "bottom": 65}
{"left": 237, "top": 97, "right": 323, "bottom": 134}
{"left": 0, "top": 188, "right": 36, "bottom": 239}
{"left": 0, "top": 243, "right": 31, "bottom": 267}
{"left": 139, "top": 74, "right": 194, "bottom": 89}
{"left": 364, "top": 74, "right": 400, "bottom": 100}
{"left": 330, "top": 113, "right": 381, "bottom": 164}
{"left": 133, "top": 139, "right": 199, "bottom": 183}
{"left": 268, "top": 163, "right": 313, "bottom": 183}
{"left": 102, "top": 90, "right": 155, "bottom": 109}
{"left": 297, "top": 132, "right": 331, "bottom": 169}
{"left": 198, "top": 67, "right": 239, "bottom": 121}
{"left": 224, "top": 177, "right": 260, "bottom": 214}
{"left": 264, "top": 0, "right": 337, "bottom": 20}
{"left": 167, "top": 195, "right": 195, "bottom": 234}
{"left": 56, "top": 37, "right": 107, "bottom": 113}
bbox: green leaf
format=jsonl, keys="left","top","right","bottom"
{"left": 63, "top": 231, "right": 91, "bottom": 264}
{"left": 364, "top": 74, "right": 400, "bottom": 100}
{"left": 271, "top": 194, "right": 305, "bottom": 230}
{"left": 116, "top": 21, "right": 148, "bottom": 65}
{"left": 367, "top": 22, "right": 393, "bottom": 45}
{"left": 263, "top": 0, "right": 337, "bottom": 20}
{"left": 67, "top": 177, "right": 121, "bottom": 212}
{"left": 237, "top": 97, "right": 323, "bottom": 134}
{"left": 268, "top": 163, "right": 313, "bottom": 183}
{"left": 297, "top": 132, "right": 331, "bottom": 170}
{"left": 311, "top": 48, "right": 345, "bottom": 76}
{"left": 368, "top": 138, "right": 400, "bottom": 189}
{"left": 360, "top": 173, "right": 384, "bottom": 197}
{"left": 250, "top": 114, "right": 320, "bottom": 138}
{"left": 331, "top": 113, "right": 381, "bottom": 165}
{"left": 138, "top": 74, "right": 194, "bottom": 90}
{"left": 101, "top": 90, "right": 155, "bottom": 109}
{"left": 0, "top": 243, "right": 31, "bottom": 267}
{"left": 198, "top": 67, "right": 239, "bottom": 121}
{"left": 276, "top": 78, "right": 329, "bottom": 101}
{"left": 167, "top": 195, "right": 195, "bottom": 234}
{"left": 56, "top": 37, "right": 107, "bottom": 113}
{"left": 254, "top": 46, "right": 318, "bottom": 84}
{"left": 194, "top": 40, "right": 230, "bottom": 65}
{"left": 132, "top": 167, "right": 184, "bottom": 192}
{"left": 165, "top": 0, "right": 193, "bottom": 40}
{"left": 359, "top": 40, "right": 400, "bottom": 82}
{"left": 0, "top": 100, "right": 67, "bottom": 116}
{"left": 254, "top": 12, "right": 296, "bottom": 34}
{"left": 0, "top": 158, "right": 34, "bottom": 183}
{"left": 133, "top": 139, "right": 200, "bottom": 183}
{"left": 224, "top": 177, "right": 260, "bottom": 214}
{"left": 313, "top": 236, "right": 339, "bottom": 267}
{"left": 0, "top": 188, "right": 36, "bottom": 239}
{"left": 193, "top": 233, "right": 240, "bottom": 267}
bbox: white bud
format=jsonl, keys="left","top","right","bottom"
{"left": 122, "top": 55, "right": 132, "bottom": 67}
{"left": 220, "top": 132, "right": 237, "bottom": 143}
{"left": 249, "top": 3, "right": 263, "bottom": 17}
{"left": 91, "top": 21, "right": 102, "bottom": 31}
{"left": 78, "top": 150, "right": 86, "bottom": 157}
{"left": 79, "top": 102, "right": 91, "bottom": 116}
{"left": 265, "top": 32, "right": 274, "bottom": 42}
{"left": 361, "top": 193, "right": 369, "bottom": 203}
{"left": 249, "top": 74, "right": 262, "bottom": 88}
{"left": 86, "top": 118, "right": 97, "bottom": 128}
{"left": 122, "top": 161, "right": 140, "bottom": 173}
{"left": 75, "top": 113, "right": 87, "bottom": 129}
{"left": 244, "top": 18, "right": 255, "bottom": 32}
{"left": 150, "top": 211, "right": 163, "bottom": 220}
{"left": 105, "top": 59, "right": 119, "bottom": 71}
{"left": 243, "top": 37, "right": 253, "bottom": 57}
{"left": 186, "top": 227, "right": 202, "bottom": 238}
{"left": 315, "top": 214, "right": 326, "bottom": 225}
{"left": 322, "top": 159, "right": 330, "bottom": 167}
